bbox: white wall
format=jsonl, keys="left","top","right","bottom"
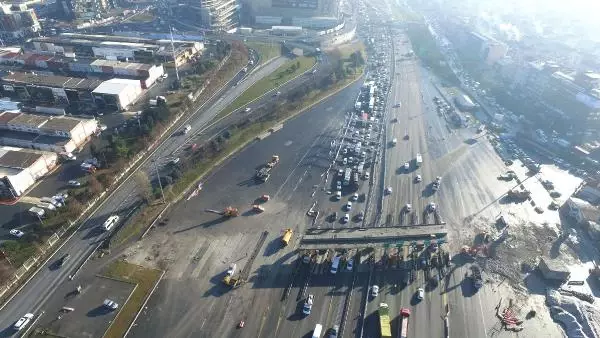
{"left": 117, "top": 82, "right": 143, "bottom": 109}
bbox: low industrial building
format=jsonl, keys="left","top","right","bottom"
{"left": 92, "top": 78, "right": 143, "bottom": 111}
{"left": 0, "top": 71, "right": 146, "bottom": 113}
{"left": 0, "top": 146, "right": 57, "bottom": 199}
{"left": 0, "top": 111, "right": 97, "bottom": 152}
{"left": 538, "top": 257, "right": 571, "bottom": 284}
{"left": 25, "top": 33, "right": 204, "bottom": 66}
{"left": 0, "top": 52, "right": 165, "bottom": 89}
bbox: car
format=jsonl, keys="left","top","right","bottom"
{"left": 335, "top": 191, "right": 342, "bottom": 200}
{"left": 404, "top": 162, "right": 409, "bottom": 170}
{"left": 428, "top": 202, "right": 437, "bottom": 211}
{"left": 13, "top": 313, "right": 34, "bottom": 331}
{"left": 169, "top": 157, "right": 180, "bottom": 165}
{"left": 102, "top": 215, "right": 120, "bottom": 231}
{"left": 9, "top": 229, "right": 24, "bottom": 238}
{"left": 244, "top": 107, "right": 251, "bottom": 112}
{"left": 351, "top": 193, "right": 359, "bottom": 201}
{"left": 56, "top": 253, "right": 70, "bottom": 268}
{"left": 405, "top": 204, "right": 412, "bottom": 212}
{"left": 342, "top": 213, "right": 349, "bottom": 223}
{"left": 68, "top": 180, "right": 81, "bottom": 187}
{"left": 342, "top": 148, "right": 348, "bottom": 155}
{"left": 349, "top": 157, "right": 354, "bottom": 164}
{"left": 415, "top": 175, "right": 422, "bottom": 183}
{"left": 328, "top": 325, "right": 340, "bottom": 338}
{"left": 346, "top": 201, "right": 352, "bottom": 210}
{"left": 302, "top": 294, "right": 314, "bottom": 315}
{"left": 103, "top": 299, "right": 119, "bottom": 310}
{"left": 417, "top": 287, "right": 425, "bottom": 300}
{"left": 331, "top": 211, "right": 338, "bottom": 222}
{"left": 385, "top": 186, "right": 392, "bottom": 194}
{"left": 226, "top": 263, "right": 237, "bottom": 276}
{"left": 435, "top": 176, "right": 442, "bottom": 183}
{"left": 343, "top": 158, "right": 348, "bottom": 165}
{"left": 336, "top": 181, "right": 342, "bottom": 191}
{"left": 347, "top": 258, "right": 354, "bottom": 271}
{"left": 356, "top": 211, "right": 364, "bottom": 221}
{"left": 364, "top": 172, "right": 370, "bottom": 180}
{"left": 371, "top": 285, "right": 379, "bottom": 297}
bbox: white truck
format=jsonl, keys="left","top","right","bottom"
{"left": 415, "top": 153, "right": 423, "bottom": 168}
{"left": 343, "top": 168, "right": 352, "bottom": 186}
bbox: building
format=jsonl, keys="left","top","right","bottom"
{"left": 537, "top": 257, "right": 571, "bottom": 284}
{"left": 271, "top": 25, "right": 303, "bottom": 36}
{"left": 0, "top": 52, "right": 165, "bottom": 89}
{"left": 198, "top": 0, "right": 239, "bottom": 31}
{"left": 1, "top": 71, "right": 102, "bottom": 112}
{"left": 55, "top": 0, "right": 114, "bottom": 20}
{"left": 92, "top": 78, "right": 142, "bottom": 111}
{"left": 25, "top": 33, "right": 203, "bottom": 66}
{"left": 0, "top": 111, "right": 98, "bottom": 152}
{"left": 0, "top": 146, "right": 57, "bottom": 199}
{"left": 0, "top": 3, "right": 40, "bottom": 40}
{"left": 462, "top": 32, "right": 508, "bottom": 65}
{"left": 243, "top": 0, "right": 340, "bottom": 29}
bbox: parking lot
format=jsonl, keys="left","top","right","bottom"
{"left": 31, "top": 275, "right": 135, "bottom": 338}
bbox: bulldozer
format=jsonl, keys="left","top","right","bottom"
{"left": 223, "top": 275, "right": 245, "bottom": 288}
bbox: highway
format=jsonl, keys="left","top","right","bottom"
{"left": 0, "top": 50, "right": 322, "bottom": 333}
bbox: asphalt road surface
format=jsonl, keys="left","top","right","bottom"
{"left": 125, "top": 80, "right": 365, "bottom": 338}
{"left": 0, "top": 54, "right": 321, "bottom": 334}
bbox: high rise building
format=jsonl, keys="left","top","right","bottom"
{"left": 199, "top": 0, "right": 239, "bottom": 32}
{"left": 241, "top": 0, "right": 340, "bottom": 29}
{"left": 0, "top": 3, "right": 40, "bottom": 40}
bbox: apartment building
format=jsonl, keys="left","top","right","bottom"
{"left": 0, "top": 3, "right": 40, "bottom": 40}
{"left": 199, "top": 0, "right": 239, "bottom": 32}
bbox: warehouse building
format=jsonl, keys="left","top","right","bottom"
{"left": 0, "top": 111, "right": 98, "bottom": 152}
{"left": 92, "top": 78, "right": 143, "bottom": 111}
{"left": 0, "top": 52, "right": 165, "bottom": 89}
{"left": 25, "top": 33, "right": 204, "bottom": 66}
{"left": 1, "top": 71, "right": 101, "bottom": 112}
{"left": 0, "top": 146, "right": 57, "bottom": 199}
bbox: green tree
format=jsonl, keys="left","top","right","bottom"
{"left": 133, "top": 171, "right": 153, "bottom": 203}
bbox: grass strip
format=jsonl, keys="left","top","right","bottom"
{"left": 111, "top": 204, "right": 164, "bottom": 247}
{"left": 216, "top": 56, "right": 316, "bottom": 119}
{"left": 246, "top": 42, "right": 281, "bottom": 64}
{"left": 102, "top": 261, "right": 162, "bottom": 338}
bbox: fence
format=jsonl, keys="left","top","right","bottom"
{"left": 0, "top": 49, "right": 235, "bottom": 303}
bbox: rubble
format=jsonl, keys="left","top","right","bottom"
{"left": 546, "top": 289, "right": 600, "bottom": 338}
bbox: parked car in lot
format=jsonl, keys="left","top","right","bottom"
{"left": 103, "top": 299, "right": 119, "bottom": 310}
{"left": 335, "top": 191, "right": 342, "bottom": 200}
{"left": 342, "top": 213, "right": 349, "bottom": 223}
{"left": 68, "top": 180, "right": 81, "bottom": 187}
{"left": 9, "top": 229, "right": 24, "bottom": 238}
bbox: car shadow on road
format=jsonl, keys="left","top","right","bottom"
{"left": 0, "top": 327, "right": 17, "bottom": 338}
{"left": 287, "top": 301, "right": 306, "bottom": 321}
{"left": 86, "top": 305, "right": 113, "bottom": 317}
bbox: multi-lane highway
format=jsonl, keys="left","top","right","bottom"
{"left": 0, "top": 49, "right": 322, "bottom": 332}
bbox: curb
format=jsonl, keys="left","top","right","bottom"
{"left": 123, "top": 269, "right": 166, "bottom": 338}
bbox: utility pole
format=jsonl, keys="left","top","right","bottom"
{"left": 153, "top": 160, "right": 166, "bottom": 204}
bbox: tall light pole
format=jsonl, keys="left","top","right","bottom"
{"left": 153, "top": 160, "right": 166, "bottom": 204}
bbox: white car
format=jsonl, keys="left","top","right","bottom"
{"left": 13, "top": 313, "right": 34, "bottom": 331}
{"left": 335, "top": 191, "right": 342, "bottom": 200}
{"left": 9, "top": 229, "right": 24, "bottom": 238}
{"left": 342, "top": 213, "right": 349, "bottom": 223}
{"left": 343, "top": 158, "right": 348, "bottom": 165}
{"left": 428, "top": 202, "right": 437, "bottom": 212}
{"left": 436, "top": 176, "right": 442, "bottom": 183}
{"left": 336, "top": 181, "right": 342, "bottom": 191}
{"left": 302, "top": 294, "right": 314, "bottom": 315}
{"left": 102, "top": 215, "right": 120, "bottom": 231}
{"left": 385, "top": 186, "right": 392, "bottom": 194}
{"left": 346, "top": 201, "right": 352, "bottom": 211}
{"left": 351, "top": 193, "right": 359, "bottom": 201}
{"left": 169, "top": 157, "right": 180, "bottom": 165}
{"left": 404, "top": 162, "right": 410, "bottom": 170}
{"left": 405, "top": 204, "right": 412, "bottom": 212}
{"left": 244, "top": 107, "right": 251, "bottom": 112}
{"left": 415, "top": 175, "right": 422, "bottom": 182}
{"left": 364, "top": 172, "right": 370, "bottom": 180}
{"left": 347, "top": 258, "right": 354, "bottom": 271}
{"left": 417, "top": 287, "right": 425, "bottom": 300}
{"left": 68, "top": 180, "right": 81, "bottom": 187}
{"left": 371, "top": 285, "right": 379, "bottom": 297}
{"left": 103, "top": 299, "right": 119, "bottom": 310}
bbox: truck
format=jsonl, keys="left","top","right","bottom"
{"left": 343, "top": 168, "right": 352, "bottom": 186}
{"left": 266, "top": 155, "right": 280, "bottom": 168}
{"left": 255, "top": 167, "right": 272, "bottom": 182}
{"left": 415, "top": 153, "right": 423, "bottom": 168}
{"left": 400, "top": 308, "right": 411, "bottom": 338}
{"left": 281, "top": 228, "right": 293, "bottom": 246}
{"left": 378, "top": 303, "right": 392, "bottom": 338}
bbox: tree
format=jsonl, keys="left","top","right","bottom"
{"left": 133, "top": 171, "right": 153, "bottom": 203}
{"left": 88, "top": 175, "right": 103, "bottom": 195}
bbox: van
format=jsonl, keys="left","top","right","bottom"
{"left": 330, "top": 256, "right": 341, "bottom": 274}
{"left": 312, "top": 324, "right": 323, "bottom": 338}
{"left": 392, "top": 138, "right": 397, "bottom": 146}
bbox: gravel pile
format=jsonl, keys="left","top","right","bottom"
{"left": 547, "top": 289, "right": 600, "bottom": 338}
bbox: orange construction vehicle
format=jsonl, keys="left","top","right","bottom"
{"left": 205, "top": 207, "right": 239, "bottom": 217}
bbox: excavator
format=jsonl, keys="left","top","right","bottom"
{"left": 205, "top": 206, "right": 239, "bottom": 217}
{"left": 223, "top": 275, "right": 245, "bottom": 288}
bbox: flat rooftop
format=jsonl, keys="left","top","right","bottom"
{"left": 0, "top": 149, "right": 42, "bottom": 169}
{"left": 40, "top": 117, "right": 82, "bottom": 132}
{"left": 299, "top": 224, "right": 448, "bottom": 249}
{"left": 2, "top": 72, "right": 103, "bottom": 90}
